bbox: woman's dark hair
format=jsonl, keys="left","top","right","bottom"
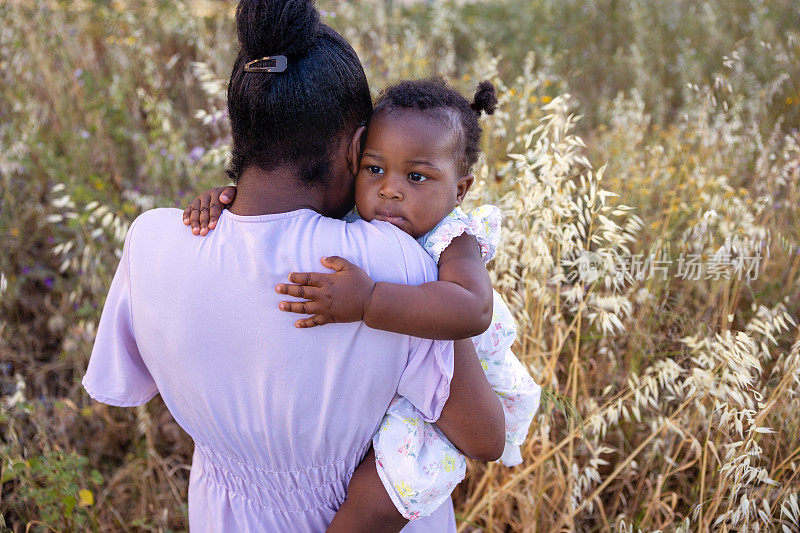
{"left": 227, "top": 0, "right": 373, "bottom": 184}
{"left": 371, "top": 77, "right": 498, "bottom": 176}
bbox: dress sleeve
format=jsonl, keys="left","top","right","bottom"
{"left": 389, "top": 225, "right": 455, "bottom": 423}
{"left": 421, "top": 204, "right": 502, "bottom": 265}
{"left": 82, "top": 218, "right": 158, "bottom": 407}
{"left": 396, "top": 338, "right": 454, "bottom": 422}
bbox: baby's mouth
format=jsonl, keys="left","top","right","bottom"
{"left": 374, "top": 211, "right": 406, "bottom": 225}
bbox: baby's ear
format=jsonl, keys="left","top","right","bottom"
{"left": 348, "top": 125, "right": 367, "bottom": 176}
{"left": 456, "top": 174, "right": 474, "bottom": 204}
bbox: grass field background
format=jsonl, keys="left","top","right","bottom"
{"left": 1, "top": 0, "right": 799, "bottom": 530}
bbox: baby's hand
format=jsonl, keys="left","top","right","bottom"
{"left": 182, "top": 185, "right": 237, "bottom": 235}
{"left": 276, "top": 256, "right": 376, "bottom": 328}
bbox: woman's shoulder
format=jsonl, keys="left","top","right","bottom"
{"left": 344, "top": 218, "right": 438, "bottom": 285}
{"left": 130, "top": 207, "right": 183, "bottom": 228}
{"left": 118, "top": 208, "right": 190, "bottom": 260}
{"left": 125, "top": 208, "right": 183, "bottom": 241}
{"left": 419, "top": 204, "right": 502, "bottom": 264}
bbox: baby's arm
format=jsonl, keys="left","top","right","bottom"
{"left": 368, "top": 234, "right": 493, "bottom": 339}
{"left": 277, "top": 234, "right": 494, "bottom": 339}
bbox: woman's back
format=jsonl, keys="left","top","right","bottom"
{"left": 83, "top": 208, "right": 456, "bottom": 531}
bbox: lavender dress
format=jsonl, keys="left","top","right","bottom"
{"left": 83, "top": 208, "right": 456, "bottom": 532}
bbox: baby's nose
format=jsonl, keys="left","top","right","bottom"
{"left": 378, "top": 177, "right": 404, "bottom": 200}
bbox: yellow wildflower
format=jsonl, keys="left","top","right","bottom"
{"left": 78, "top": 489, "right": 94, "bottom": 507}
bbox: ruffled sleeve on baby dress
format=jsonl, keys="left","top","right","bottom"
{"left": 419, "top": 205, "right": 502, "bottom": 265}
{"left": 83, "top": 218, "right": 159, "bottom": 406}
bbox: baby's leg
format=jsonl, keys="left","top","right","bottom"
{"left": 327, "top": 446, "right": 408, "bottom": 532}
{"left": 371, "top": 395, "right": 467, "bottom": 520}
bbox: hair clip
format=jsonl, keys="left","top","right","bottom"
{"left": 244, "top": 55, "right": 288, "bottom": 73}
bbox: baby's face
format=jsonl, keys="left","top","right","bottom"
{"left": 355, "top": 108, "right": 464, "bottom": 239}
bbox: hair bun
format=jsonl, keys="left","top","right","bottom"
{"left": 236, "top": 0, "right": 320, "bottom": 60}
{"left": 470, "top": 80, "right": 498, "bottom": 116}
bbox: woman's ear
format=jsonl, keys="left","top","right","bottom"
{"left": 455, "top": 174, "right": 474, "bottom": 205}
{"left": 348, "top": 125, "right": 367, "bottom": 176}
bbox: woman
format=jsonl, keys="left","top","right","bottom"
{"left": 83, "top": 1, "right": 503, "bottom": 531}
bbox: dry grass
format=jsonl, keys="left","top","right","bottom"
{"left": 1, "top": 1, "right": 799, "bottom": 531}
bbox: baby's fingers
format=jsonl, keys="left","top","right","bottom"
{"left": 197, "top": 195, "right": 212, "bottom": 236}
{"left": 278, "top": 300, "right": 318, "bottom": 316}
{"left": 321, "top": 256, "right": 356, "bottom": 272}
{"left": 188, "top": 199, "right": 202, "bottom": 234}
{"left": 287, "top": 272, "right": 328, "bottom": 287}
{"left": 218, "top": 185, "right": 237, "bottom": 205}
{"left": 208, "top": 203, "right": 223, "bottom": 229}
{"left": 183, "top": 203, "right": 194, "bottom": 225}
{"left": 276, "top": 284, "right": 320, "bottom": 300}
{"left": 208, "top": 186, "right": 236, "bottom": 230}
{"left": 294, "top": 315, "right": 331, "bottom": 328}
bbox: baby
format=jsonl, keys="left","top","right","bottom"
{"left": 186, "top": 76, "right": 541, "bottom": 523}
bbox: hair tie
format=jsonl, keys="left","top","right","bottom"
{"left": 244, "top": 55, "right": 288, "bottom": 73}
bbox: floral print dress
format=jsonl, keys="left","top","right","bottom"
{"left": 371, "top": 205, "right": 542, "bottom": 520}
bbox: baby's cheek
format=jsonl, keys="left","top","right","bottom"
{"left": 354, "top": 182, "right": 377, "bottom": 221}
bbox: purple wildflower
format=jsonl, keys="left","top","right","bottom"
{"left": 188, "top": 146, "right": 205, "bottom": 163}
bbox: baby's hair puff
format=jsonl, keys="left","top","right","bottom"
{"left": 372, "top": 76, "right": 498, "bottom": 176}
{"left": 471, "top": 80, "right": 498, "bottom": 116}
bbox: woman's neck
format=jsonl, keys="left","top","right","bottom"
{"left": 229, "top": 166, "right": 325, "bottom": 216}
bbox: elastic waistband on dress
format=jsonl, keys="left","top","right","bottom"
{"left": 194, "top": 442, "right": 370, "bottom": 513}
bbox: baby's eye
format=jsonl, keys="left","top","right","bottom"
{"left": 366, "top": 165, "right": 383, "bottom": 175}
{"left": 408, "top": 172, "right": 428, "bottom": 182}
